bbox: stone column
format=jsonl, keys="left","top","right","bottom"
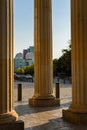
{"left": 29, "top": 0, "right": 59, "bottom": 106}
{"left": 0, "top": 0, "right": 18, "bottom": 124}
{"left": 63, "top": 0, "right": 87, "bottom": 123}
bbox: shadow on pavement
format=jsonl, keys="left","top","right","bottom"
{"left": 15, "top": 102, "right": 71, "bottom": 116}
{"left": 24, "top": 117, "right": 87, "bottom": 130}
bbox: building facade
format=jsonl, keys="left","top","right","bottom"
{"left": 14, "top": 46, "right": 34, "bottom": 71}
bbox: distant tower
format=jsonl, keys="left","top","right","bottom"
{"left": 23, "top": 49, "right": 28, "bottom": 59}
{"left": 25, "top": 46, "right": 34, "bottom": 66}
{"left": 27, "top": 46, "right": 34, "bottom": 53}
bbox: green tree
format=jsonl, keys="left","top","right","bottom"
{"left": 53, "top": 59, "right": 58, "bottom": 76}
{"left": 53, "top": 41, "right": 71, "bottom": 77}
{"left": 16, "top": 68, "right": 25, "bottom": 75}
{"left": 58, "top": 41, "right": 71, "bottom": 76}
{"left": 24, "top": 64, "right": 34, "bottom": 76}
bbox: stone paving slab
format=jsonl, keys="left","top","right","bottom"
{"left": 14, "top": 82, "right": 87, "bottom": 130}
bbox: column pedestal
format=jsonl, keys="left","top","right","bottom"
{"left": 0, "top": 121, "right": 24, "bottom": 130}
{"left": 29, "top": 98, "right": 60, "bottom": 107}
{"left": 63, "top": 0, "right": 87, "bottom": 123}
{"left": 62, "top": 110, "right": 87, "bottom": 124}
{"left": 0, "top": 110, "right": 18, "bottom": 125}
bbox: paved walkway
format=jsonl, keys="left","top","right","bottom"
{"left": 14, "top": 82, "right": 87, "bottom": 130}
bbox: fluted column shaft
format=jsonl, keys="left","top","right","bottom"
{"left": 34, "top": 0, "right": 53, "bottom": 99}
{"left": 69, "top": 0, "right": 87, "bottom": 113}
{"left": 29, "top": 0, "right": 59, "bottom": 106}
{"left": 63, "top": 0, "right": 87, "bottom": 124}
{"left": 0, "top": 0, "right": 18, "bottom": 124}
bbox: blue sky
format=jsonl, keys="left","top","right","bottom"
{"left": 14, "top": 0, "right": 70, "bottom": 59}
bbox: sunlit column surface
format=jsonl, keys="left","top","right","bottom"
{"left": 0, "top": 0, "right": 18, "bottom": 124}
{"left": 29, "top": 0, "right": 59, "bottom": 106}
{"left": 63, "top": 0, "right": 87, "bottom": 123}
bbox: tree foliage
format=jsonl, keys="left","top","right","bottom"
{"left": 53, "top": 41, "right": 71, "bottom": 77}
{"left": 53, "top": 59, "right": 58, "bottom": 76}
{"left": 15, "top": 64, "right": 34, "bottom": 76}
{"left": 24, "top": 64, "right": 34, "bottom": 76}
{"left": 16, "top": 68, "right": 25, "bottom": 75}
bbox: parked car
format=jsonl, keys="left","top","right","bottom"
{"left": 14, "top": 74, "right": 33, "bottom": 82}
{"left": 25, "top": 74, "right": 33, "bottom": 82}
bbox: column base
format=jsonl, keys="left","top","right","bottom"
{"left": 0, "top": 110, "right": 18, "bottom": 124}
{"left": 29, "top": 98, "right": 60, "bottom": 107}
{"left": 62, "top": 109, "right": 87, "bottom": 124}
